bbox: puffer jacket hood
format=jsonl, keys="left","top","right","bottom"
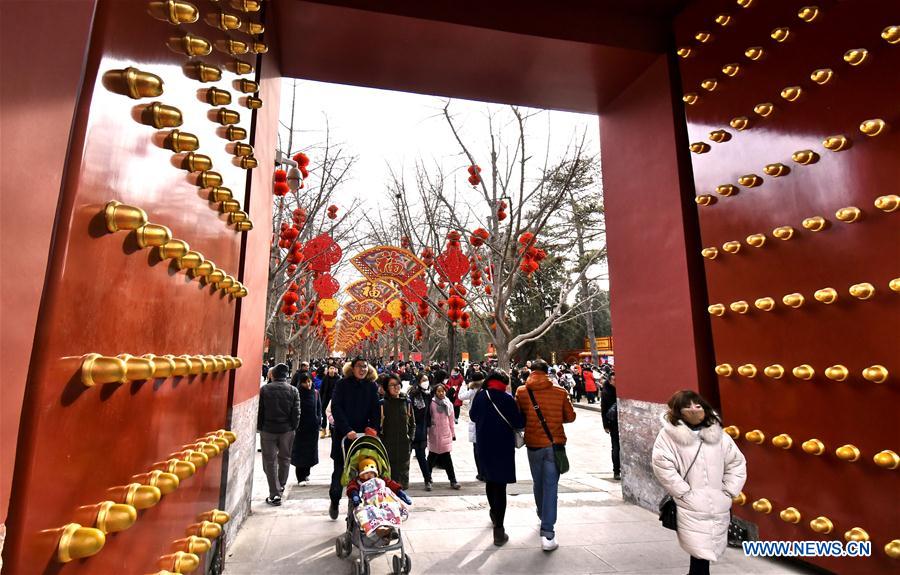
{"left": 525, "top": 371, "right": 552, "bottom": 390}
{"left": 659, "top": 413, "right": 724, "bottom": 447}
{"left": 342, "top": 361, "right": 378, "bottom": 381}
{"left": 651, "top": 413, "right": 746, "bottom": 562}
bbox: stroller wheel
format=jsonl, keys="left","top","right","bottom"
{"left": 403, "top": 553, "right": 412, "bottom": 574}
{"left": 352, "top": 558, "right": 370, "bottom": 575}
{"left": 392, "top": 555, "right": 402, "bottom": 574}
{"left": 335, "top": 533, "right": 351, "bottom": 558}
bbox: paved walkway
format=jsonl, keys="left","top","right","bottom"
{"left": 224, "top": 401, "right": 811, "bottom": 574}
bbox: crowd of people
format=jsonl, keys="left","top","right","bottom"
{"left": 257, "top": 355, "right": 746, "bottom": 573}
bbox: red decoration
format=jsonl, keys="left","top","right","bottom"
{"left": 467, "top": 174, "right": 481, "bottom": 186}
{"left": 304, "top": 233, "right": 342, "bottom": 272}
{"left": 467, "top": 165, "right": 482, "bottom": 175}
{"left": 293, "top": 152, "right": 310, "bottom": 167}
{"left": 313, "top": 272, "right": 340, "bottom": 298}
{"left": 400, "top": 277, "right": 427, "bottom": 304}
{"left": 327, "top": 204, "right": 338, "bottom": 220}
{"left": 274, "top": 181, "right": 289, "bottom": 196}
{"left": 518, "top": 232, "right": 535, "bottom": 246}
{"left": 435, "top": 247, "right": 468, "bottom": 284}
{"left": 282, "top": 291, "right": 299, "bottom": 305}
{"left": 300, "top": 166, "right": 309, "bottom": 179}
{"left": 274, "top": 169, "right": 287, "bottom": 182}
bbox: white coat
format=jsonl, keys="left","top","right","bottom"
{"left": 457, "top": 385, "right": 479, "bottom": 442}
{"left": 651, "top": 414, "right": 747, "bottom": 561}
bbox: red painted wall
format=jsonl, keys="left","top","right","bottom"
{"left": 601, "top": 55, "right": 716, "bottom": 406}
{"left": 0, "top": 0, "right": 97, "bottom": 526}
{"left": 675, "top": 0, "right": 899, "bottom": 571}
{"left": 2, "top": 0, "right": 271, "bottom": 572}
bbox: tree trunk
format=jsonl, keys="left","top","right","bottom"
{"left": 575, "top": 224, "right": 599, "bottom": 364}
{"left": 446, "top": 322, "right": 457, "bottom": 367}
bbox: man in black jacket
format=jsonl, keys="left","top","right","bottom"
{"left": 318, "top": 364, "right": 340, "bottom": 438}
{"left": 258, "top": 363, "right": 301, "bottom": 506}
{"left": 328, "top": 356, "right": 380, "bottom": 519}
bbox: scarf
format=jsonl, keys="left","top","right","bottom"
{"left": 434, "top": 397, "right": 452, "bottom": 416}
{"left": 486, "top": 379, "right": 508, "bottom": 392}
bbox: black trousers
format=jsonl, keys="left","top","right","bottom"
{"left": 427, "top": 451, "right": 457, "bottom": 483}
{"left": 609, "top": 422, "right": 620, "bottom": 474}
{"left": 412, "top": 440, "right": 431, "bottom": 482}
{"left": 689, "top": 556, "right": 710, "bottom": 575}
{"left": 485, "top": 481, "right": 507, "bottom": 527}
{"left": 295, "top": 466, "right": 311, "bottom": 482}
{"left": 453, "top": 405, "right": 461, "bottom": 421}
{"left": 474, "top": 444, "right": 484, "bottom": 478}
{"left": 329, "top": 438, "right": 349, "bottom": 503}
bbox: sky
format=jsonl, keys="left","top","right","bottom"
{"left": 277, "top": 79, "right": 601, "bottom": 214}
{"left": 276, "top": 79, "right": 608, "bottom": 292}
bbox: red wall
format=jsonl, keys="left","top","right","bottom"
{"left": 2, "top": 0, "right": 272, "bottom": 572}
{"left": 0, "top": 0, "right": 97, "bottom": 526}
{"left": 601, "top": 55, "right": 716, "bottom": 406}
{"left": 675, "top": 0, "right": 899, "bottom": 571}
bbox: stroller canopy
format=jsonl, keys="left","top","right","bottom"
{"left": 341, "top": 435, "right": 393, "bottom": 486}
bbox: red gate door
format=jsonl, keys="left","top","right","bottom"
{"left": 3, "top": 1, "right": 267, "bottom": 572}
{"left": 676, "top": 0, "right": 899, "bottom": 572}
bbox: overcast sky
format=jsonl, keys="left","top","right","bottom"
{"left": 277, "top": 79, "right": 608, "bottom": 293}
{"left": 278, "top": 79, "right": 601, "bottom": 214}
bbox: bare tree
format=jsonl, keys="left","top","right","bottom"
{"left": 367, "top": 102, "right": 606, "bottom": 369}
{"left": 265, "top": 82, "right": 364, "bottom": 362}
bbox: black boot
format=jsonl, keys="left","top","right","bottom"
{"left": 493, "top": 526, "right": 508, "bottom": 546}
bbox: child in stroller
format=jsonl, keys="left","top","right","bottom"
{"left": 348, "top": 457, "right": 412, "bottom": 544}
{"left": 335, "top": 436, "right": 413, "bottom": 575}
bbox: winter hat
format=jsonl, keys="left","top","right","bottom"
{"left": 358, "top": 457, "right": 379, "bottom": 476}
{"left": 485, "top": 370, "right": 510, "bottom": 388}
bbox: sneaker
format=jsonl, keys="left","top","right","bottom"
{"left": 450, "top": 482, "right": 461, "bottom": 490}
{"left": 265, "top": 496, "right": 282, "bottom": 506}
{"left": 425, "top": 481, "right": 433, "bottom": 491}
{"left": 613, "top": 472, "right": 621, "bottom": 480}
{"left": 329, "top": 500, "right": 339, "bottom": 519}
{"left": 541, "top": 536, "right": 559, "bottom": 552}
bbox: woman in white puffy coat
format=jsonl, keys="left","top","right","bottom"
{"left": 651, "top": 390, "right": 746, "bottom": 575}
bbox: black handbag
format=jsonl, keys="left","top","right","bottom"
{"left": 527, "top": 388, "right": 570, "bottom": 474}
{"left": 658, "top": 441, "right": 702, "bottom": 530}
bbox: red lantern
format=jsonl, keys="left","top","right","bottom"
{"left": 274, "top": 181, "right": 289, "bottom": 196}
{"left": 282, "top": 291, "right": 299, "bottom": 305}
{"left": 467, "top": 165, "right": 482, "bottom": 175}
{"left": 292, "top": 152, "right": 310, "bottom": 167}
{"left": 274, "top": 169, "right": 287, "bottom": 182}
{"left": 518, "top": 232, "right": 535, "bottom": 246}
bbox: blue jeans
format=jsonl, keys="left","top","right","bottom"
{"left": 527, "top": 446, "right": 560, "bottom": 538}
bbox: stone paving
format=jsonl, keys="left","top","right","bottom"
{"left": 224, "top": 401, "right": 814, "bottom": 574}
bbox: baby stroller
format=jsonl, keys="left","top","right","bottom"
{"left": 334, "top": 435, "right": 412, "bottom": 575}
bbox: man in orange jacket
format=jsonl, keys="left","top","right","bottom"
{"left": 515, "top": 360, "right": 576, "bottom": 551}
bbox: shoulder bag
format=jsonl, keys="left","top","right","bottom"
{"left": 484, "top": 390, "right": 525, "bottom": 448}
{"left": 658, "top": 441, "right": 703, "bottom": 530}
{"left": 526, "top": 388, "right": 569, "bottom": 474}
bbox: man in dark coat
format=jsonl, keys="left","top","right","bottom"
{"left": 318, "top": 364, "right": 341, "bottom": 437}
{"left": 470, "top": 370, "right": 525, "bottom": 546}
{"left": 257, "top": 363, "right": 301, "bottom": 506}
{"left": 291, "top": 372, "right": 322, "bottom": 483}
{"left": 600, "top": 368, "right": 620, "bottom": 480}
{"left": 328, "top": 356, "right": 381, "bottom": 519}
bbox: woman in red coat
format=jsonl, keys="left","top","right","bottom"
{"left": 582, "top": 364, "right": 598, "bottom": 404}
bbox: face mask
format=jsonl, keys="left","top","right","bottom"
{"left": 419, "top": 382, "right": 429, "bottom": 389}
